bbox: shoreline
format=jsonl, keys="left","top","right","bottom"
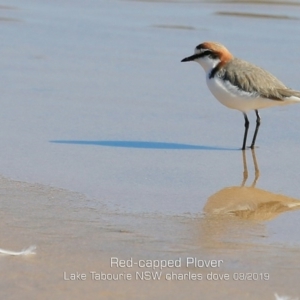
{"left": 1, "top": 174, "right": 300, "bottom": 299}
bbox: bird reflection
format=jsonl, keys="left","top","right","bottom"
{"left": 204, "top": 149, "right": 300, "bottom": 221}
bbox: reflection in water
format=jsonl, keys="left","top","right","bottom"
{"left": 204, "top": 150, "right": 300, "bottom": 221}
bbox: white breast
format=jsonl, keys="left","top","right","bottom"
{"left": 206, "top": 75, "right": 289, "bottom": 113}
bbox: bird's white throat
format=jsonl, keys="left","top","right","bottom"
{"left": 194, "top": 56, "right": 221, "bottom": 73}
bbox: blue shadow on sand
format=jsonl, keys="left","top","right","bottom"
{"left": 50, "top": 140, "right": 237, "bottom": 150}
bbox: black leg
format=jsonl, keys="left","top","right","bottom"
{"left": 242, "top": 113, "right": 249, "bottom": 150}
{"left": 250, "top": 110, "right": 261, "bottom": 149}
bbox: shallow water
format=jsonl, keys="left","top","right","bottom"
{"left": 1, "top": 175, "right": 300, "bottom": 299}
{"left": 1, "top": 0, "right": 300, "bottom": 298}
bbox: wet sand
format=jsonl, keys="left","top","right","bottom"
{"left": 1, "top": 0, "right": 300, "bottom": 299}
{"left": 1, "top": 173, "right": 300, "bottom": 299}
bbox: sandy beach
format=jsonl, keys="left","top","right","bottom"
{"left": 1, "top": 174, "right": 300, "bottom": 299}
{"left": 1, "top": 0, "right": 300, "bottom": 299}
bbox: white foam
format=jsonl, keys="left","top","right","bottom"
{"left": 0, "top": 245, "right": 36, "bottom": 256}
{"left": 275, "top": 293, "right": 299, "bottom": 300}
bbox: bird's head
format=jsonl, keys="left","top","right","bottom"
{"left": 181, "top": 41, "right": 233, "bottom": 72}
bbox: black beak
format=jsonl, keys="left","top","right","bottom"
{"left": 181, "top": 54, "right": 199, "bottom": 62}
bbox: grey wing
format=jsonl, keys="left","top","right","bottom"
{"left": 221, "top": 58, "right": 294, "bottom": 100}
{"left": 276, "top": 88, "right": 300, "bottom": 99}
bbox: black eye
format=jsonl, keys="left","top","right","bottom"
{"left": 199, "top": 50, "right": 214, "bottom": 58}
{"left": 202, "top": 50, "right": 211, "bottom": 56}
{"left": 208, "top": 52, "right": 218, "bottom": 59}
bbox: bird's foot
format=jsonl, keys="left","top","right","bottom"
{"left": 240, "top": 146, "right": 259, "bottom": 150}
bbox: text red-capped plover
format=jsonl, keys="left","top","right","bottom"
{"left": 181, "top": 41, "right": 300, "bottom": 150}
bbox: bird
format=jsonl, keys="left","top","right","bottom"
{"left": 181, "top": 41, "right": 300, "bottom": 150}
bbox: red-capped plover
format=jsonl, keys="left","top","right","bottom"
{"left": 181, "top": 41, "right": 300, "bottom": 150}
